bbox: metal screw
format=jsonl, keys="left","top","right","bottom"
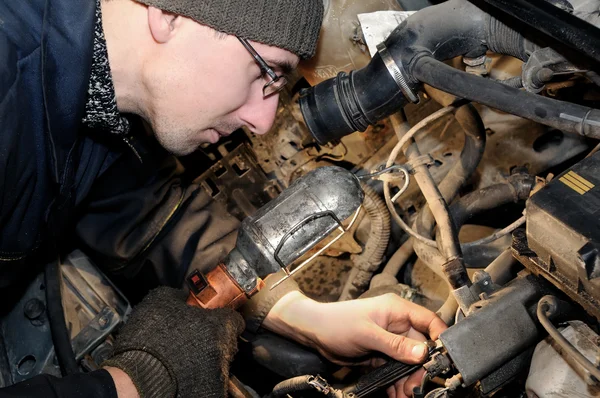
{"left": 463, "top": 55, "right": 487, "bottom": 66}
{"left": 24, "top": 299, "right": 45, "bottom": 321}
{"left": 98, "top": 316, "right": 109, "bottom": 329}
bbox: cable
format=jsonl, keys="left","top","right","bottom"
{"left": 461, "top": 215, "right": 526, "bottom": 248}
{"left": 383, "top": 105, "right": 525, "bottom": 251}
{"left": 45, "top": 260, "right": 79, "bottom": 376}
{"left": 358, "top": 165, "right": 409, "bottom": 180}
{"left": 537, "top": 296, "right": 600, "bottom": 382}
{"left": 384, "top": 106, "right": 457, "bottom": 248}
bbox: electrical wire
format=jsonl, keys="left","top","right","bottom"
{"left": 384, "top": 106, "right": 456, "bottom": 247}
{"left": 537, "top": 296, "right": 600, "bottom": 382}
{"left": 461, "top": 214, "right": 526, "bottom": 248}
{"left": 383, "top": 105, "right": 527, "bottom": 250}
{"left": 358, "top": 165, "right": 409, "bottom": 180}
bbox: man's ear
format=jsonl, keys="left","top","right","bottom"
{"left": 147, "top": 6, "right": 181, "bottom": 43}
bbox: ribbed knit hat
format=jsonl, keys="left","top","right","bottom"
{"left": 136, "top": 0, "right": 325, "bottom": 59}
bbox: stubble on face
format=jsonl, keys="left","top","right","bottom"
{"left": 152, "top": 117, "right": 241, "bottom": 156}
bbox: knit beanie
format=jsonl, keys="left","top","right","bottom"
{"left": 135, "top": 0, "right": 325, "bottom": 59}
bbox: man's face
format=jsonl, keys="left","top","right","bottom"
{"left": 142, "top": 15, "right": 300, "bottom": 156}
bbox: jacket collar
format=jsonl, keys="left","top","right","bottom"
{"left": 40, "top": 0, "right": 95, "bottom": 183}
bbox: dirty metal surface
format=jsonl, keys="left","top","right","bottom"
{"left": 194, "top": 143, "right": 282, "bottom": 221}
{"left": 247, "top": 91, "right": 397, "bottom": 187}
{"left": 521, "top": 251, "right": 600, "bottom": 316}
{"left": 293, "top": 256, "right": 354, "bottom": 302}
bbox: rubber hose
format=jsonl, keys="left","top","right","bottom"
{"left": 45, "top": 261, "right": 79, "bottom": 376}
{"left": 433, "top": 173, "right": 534, "bottom": 244}
{"left": 412, "top": 104, "right": 486, "bottom": 273}
{"left": 437, "top": 248, "right": 521, "bottom": 325}
{"left": 339, "top": 184, "right": 391, "bottom": 300}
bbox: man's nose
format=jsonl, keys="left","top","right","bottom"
{"left": 239, "top": 92, "right": 280, "bottom": 135}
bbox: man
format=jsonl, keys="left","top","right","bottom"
{"left": 0, "top": 0, "right": 446, "bottom": 397}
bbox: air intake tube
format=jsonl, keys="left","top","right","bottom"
{"left": 299, "top": 0, "right": 600, "bottom": 144}
{"left": 299, "top": 54, "right": 411, "bottom": 144}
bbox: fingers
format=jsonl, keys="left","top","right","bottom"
{"left": 385, "top": 369, "right": 426, "bottom": 398}
{"left": 370, "top": 326, "right": 429, "bottom": 363}
{"left": 387, "top": 384, "right": 398, "bottom": 398}
{"left": 383, "top": 295, "right": 448, "bottom": 339}
{"left": 404, "top": 368, "right": 426, "bottom": 396}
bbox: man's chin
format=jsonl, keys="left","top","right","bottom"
{"left": 205, "top": 128, "right": 221, "bottom": 144}
{"left": 153, "top": 128, "right": 222, "bottom": 156}
{"left": 154, "top": 134, "right": 200, "bottom": 157}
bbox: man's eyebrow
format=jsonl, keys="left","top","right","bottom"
{"left": 266, "top": 59, "right": 296, "bottom": 76}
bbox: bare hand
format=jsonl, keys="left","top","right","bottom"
{"left": 264, "top": 292, "right": 447, "bottom": 397}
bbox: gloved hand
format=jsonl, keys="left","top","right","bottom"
{"left": 103, "top": 286, "right": 244, "bottom": 398}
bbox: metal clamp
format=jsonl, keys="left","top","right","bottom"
{"left": 377, "top": 42, "right": 420, "bottom": 104}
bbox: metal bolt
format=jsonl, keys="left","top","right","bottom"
{"left": 463, "top": 55, "right": 487, "bottom": 66}
{"left": 536, "top": 68, "right": 554, "bottom": 84}
{"left": 98, "top": 316, "right": 109, "bottom": 329}
{"left": 24, "top": 299, "right": 45, "bottom": 321}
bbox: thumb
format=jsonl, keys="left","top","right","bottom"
{"left": 371, "top": 329, "right": 429, "bottom": 364}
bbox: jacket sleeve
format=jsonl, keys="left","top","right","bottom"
{"left": 75, "top": 135, "right": 299, "bottom": 326}
{"left": 0, "top": 370, "right": 117, "bottom": 398}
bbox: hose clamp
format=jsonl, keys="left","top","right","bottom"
{"left": 377, "top": 42, "right": 420, "bottom": 104}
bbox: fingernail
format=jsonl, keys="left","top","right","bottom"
{"left": 412, "top": 344, "right": 427, "bottom": 360}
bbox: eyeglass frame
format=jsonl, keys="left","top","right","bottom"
{"left": 237, "top": 37, "right": 288, "bottom": 97}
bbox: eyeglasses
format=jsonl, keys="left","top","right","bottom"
{"left": 238, "top": 37, "right": 288, "bottom": 97}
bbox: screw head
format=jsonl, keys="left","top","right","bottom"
{"left": 98, "top": 316, "right": 109, "bottom": 329}
{"left": 24, "top": 299, "right": 45, "bottom": 321}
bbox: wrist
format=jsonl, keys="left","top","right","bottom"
{"left": 104, "top": 367, "right": 141, "bottom": 398}
{"left": 262, "top": 290, "right": 321, "bottom": 347}
{"left": 103, "top": 350, "right": 175, "bottom": 398}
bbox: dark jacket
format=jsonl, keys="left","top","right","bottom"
{"left": 0, "top": 0, "right": 246, "bottom": 395}
{"left": 0, "top": 0, "right": 240, "bottom": 289}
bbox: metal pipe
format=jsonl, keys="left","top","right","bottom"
{"left": 537, "top": 295, "right": 600, "bottom": 382}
